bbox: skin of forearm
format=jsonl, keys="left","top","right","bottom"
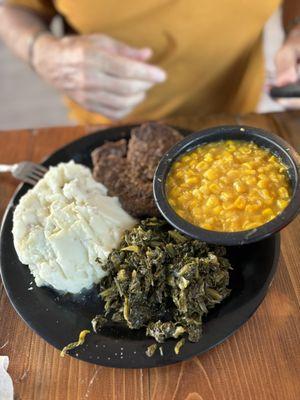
{"left": 282, "top": 0, "right": 300, "bottom": 32}
{"left": 0, "top": 5, "right": 49, "bottom": 63}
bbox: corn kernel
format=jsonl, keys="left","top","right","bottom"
{"left": 278, "top": 187, "right": 289, "bottom": 199}
{"left": 269, "top": 155, "right": 277, "bottom": 163}
{"left": 220, "top": 192, "right": 232, "bottom": 202}
{"left": 277, "top": 199, "right": 288, "bottom": 209}
{"left": 233, "top": 180, "right": 247, "bottom": 193}
{"left": 191, "top": 189, "right": 202, "bottom": 199}
{"left": 242, "top": 162, "right": 253, "bottom": 169}
{"left": 244, "top": 169, "right": 256, "bottom": 175}
{"left": 240, "top": 146, "right": 252, "bottom": 155}
{"left": 168, "top": 199, "right": 176, "bottom": 207}
{"left": 222, "top": 202, "right": 235, "bottom": 210}
{"left": 243, "top": 222, "right": 259, "bottom": 230}
{"left": 243, "top": 176, "right": 257, "bottom": 186}
{"left": 175, "top": 170, "right": 184, "bottom": 179}
{"left": 206, "top": 195, "right": 220, "bottom": 208}
{"left": 263, "top": 197, "right": 274, "bottom": 206}
{"left": 227, "top": 145, "right": 236, "bottom": 152}
{"left": 223, "top": 152, "right": 233, "bottom": 162}
{"left": 173, "top": 161, "right": 181, "bottom": 169}
{"left": 177, "top": 195, "right": 188, "bottom": 206}
{"left": 201, "top": 223, "right": 212, "bottom": 230}
{"left": 203, "top": 169, "right": 219, "bottom": 180}
{"left": 234, "top": 196, "right": 246, "bottom": 209}
{"left": 257, "top": 179, "right": 268, "bottom": 189}
{"left": 204, "top": 153, "right": 213, "bottom": 162}
{"left": 212, "top": 206, "right": 222, "bottom": 215}
{"left": 269, "top": 173, "right": 279, "bottom": 183}
{"left": 208, "top": 183, "right": 220, "bottom": 194}
{"left": 192, "top": 207, "right": 203, "bottom": 218}
{"left": 262, "top": 208, "right": 274, "bottom": 217}
{"left": 245, "top": 203, "right": 261, "bottom": 212}
{"left": 227, "top": 170, "right": 239, "bottom": 179}
{"left": 169, "top": 187, "right": 180, "bottom": 197}
{"left": 196, "top": 161, "right": 209, "bottom": 171}
{"left": 177, "top": 210, "right": 186, "bottom": 218}
{"left": 219, "top": 176, "right": 228, "bottom": 184}
{"left": 260, "top": 189, "right": 271, "bottom": 199}
{"left": 185, "top": 176, "right": 199, "bottom": 185}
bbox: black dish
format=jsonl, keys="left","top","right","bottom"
{"left": 0, "top": 125, "right": 280, "bottom": 368}
{"left": 154, "top": 125, "right": 300, "bottom": 246}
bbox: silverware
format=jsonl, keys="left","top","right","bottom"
{"left": 0, "top": 162, "right": 48, "bottom": 185}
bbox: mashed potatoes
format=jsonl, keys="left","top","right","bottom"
{"left": 12, "top": 161, "right": 136, "bottom": 294}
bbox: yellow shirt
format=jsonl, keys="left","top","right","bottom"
{"left": 9, "top": 0, "right": 281, "bottom": 124}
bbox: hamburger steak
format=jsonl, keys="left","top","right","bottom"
{"left": 91, "top": 122, "right": 183, "bottom": 217}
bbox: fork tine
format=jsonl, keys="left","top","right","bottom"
{"left": 27, "top": 171, "right": 44, "bottom": 181}
{"left": 35, "top": 164, "right": 48, "bottom": 174}
{"left": 31, "top": 168, "right": 46, "bottom": 178}
{"left": 24, "top": 177, "right": 38, "bottom": 186}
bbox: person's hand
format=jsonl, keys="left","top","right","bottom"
{"left": 274, "top": 25, "right": 300, "bottom": 109}
{"left": 32, "top": 33, "right": 166, "bottom": 119}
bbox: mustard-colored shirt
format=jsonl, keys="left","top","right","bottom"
{"left": 8, "top": 0, "right": 281, "bottom": 124}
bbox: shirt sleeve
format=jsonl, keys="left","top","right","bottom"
{"left": 5, "top": 0, "right": 57, "bottom": 20}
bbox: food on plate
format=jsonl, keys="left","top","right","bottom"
{"left": 166, "top": 140, "right": 291, "bottom": 232}
{"left": 93, "top": 218, "right": 231, "bottom": 349}
{"left": 92, "top": 122, "right": 183, "bottom": 217}
{"left": 60, "top": 330, "right": 90, "bottom": 357}
{"left": 12, "top": 161, "right": 136, "bottom": 294}
{"left": 146, "top": 343, "right": 158, "bottom": 357}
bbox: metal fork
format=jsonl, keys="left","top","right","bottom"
{"left": 0, "top": 162, "right": 48, "bottom": 185}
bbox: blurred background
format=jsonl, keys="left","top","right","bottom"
{"left": 0, "top": 5, "right": 285, "bottom": 129}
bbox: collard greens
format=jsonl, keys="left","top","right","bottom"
{"left": 96, "top": 218, "right": 232, "bottom": 347}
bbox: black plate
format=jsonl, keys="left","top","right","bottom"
{"left": 0, "top": 125, "right": 280, "bottom": 368}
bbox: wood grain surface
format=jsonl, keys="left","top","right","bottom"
{"left": 0, "top": 112, "right": 299, "bottom": 400}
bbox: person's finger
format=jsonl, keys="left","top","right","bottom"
{"left": 275, "top": 45, "right": 298, "bottom": 86}
{"left": 90, "top": 34, "right": 153, "bottom": 61}
{"left": 97, "top": 52, "right": 167, "bottom": 83}
{"left": 90, "top": 90, "right": 146, "bottom": 109}
{"left": 67, "top": 89, "right": 146, "bottom": 110}
{"left": 89, "top": 104, "right": 133, "bottom": 120}
{"left": 276, "top": 97, "right": 300, "bottom": 109}
{"left": 77, "top": 70, "right": 154, "bottom": 95}
{"left": 104, "top": 74, "right": 154, "bottom": 94}
{"left": 67, "top": 90, "right": 135, "bottom": 119}
{"left": 116, "top": 46, "right": 153, "bottom": 61}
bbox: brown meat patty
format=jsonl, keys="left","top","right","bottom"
{"left": 91, "top": 122, "right": 183, "bottom": 217}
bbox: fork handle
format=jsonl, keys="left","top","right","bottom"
{"left": 0, "top": 164, "right": 16, "bottom": 173}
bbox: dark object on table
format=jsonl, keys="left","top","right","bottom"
{"left": 154, "top": 125, "right": 300, "bottom": 246}
{"left": 270, "top": 84, "right": 300, "bottom": 98}
{"left": 91, "top": 122, "right": 183, "bottom": 217}
{"left": 0, "top": 124, "right": 280, "bottom": 368}
{"left": 97, "top": 217, "right": 231, "bottom": 345}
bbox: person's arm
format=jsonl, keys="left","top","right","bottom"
{"left": 0, "top": 5, "right": 49, "bottom": 63}
{"left": 0, "top": 4, "right": 166, "bottom": 120}
{"left": 274, "top": 0, "right": 300, "bottom": 109}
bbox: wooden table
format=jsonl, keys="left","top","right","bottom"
{"left": 0, "top": 111, "right": 299, "bottom": 400}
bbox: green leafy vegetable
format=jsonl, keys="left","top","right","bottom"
{"left": 95, "top": 217, "right": 232, "bottom": 353}
{"left": 146, "top": 343, "right": 158, "bottom": 357}
{"left": 174, "top": 338, "right": 185, "bottom": 355}
{"left": 91, "top": 315, "right": 107, "bottom": 333}
{"left": 60, "top": 330, "right": 90, "bottom": 357}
